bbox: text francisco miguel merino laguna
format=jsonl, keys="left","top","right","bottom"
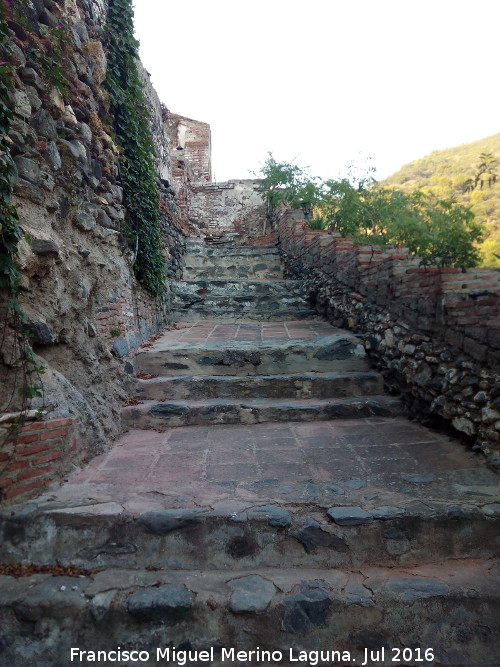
{"left": 71, "top": 646, "right": 436, "bottom": 664}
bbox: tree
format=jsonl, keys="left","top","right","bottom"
{"left": 258, "top": 155, "right": 484, "bottom": 269}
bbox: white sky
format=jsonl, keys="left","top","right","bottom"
{"left": 133, "top": 0, "right": 500, "bottom": 183}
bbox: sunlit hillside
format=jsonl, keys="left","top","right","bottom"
{"left": 381, "top": 134, "right": 500, "bottom": 267}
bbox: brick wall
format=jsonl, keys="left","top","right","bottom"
{"left": 277, "top": 211, "right": 500, "bottom": 463}
{"left": 166, "top": 113, "right": 212, "bottom": 182}
{"left": 0, "top": 418, "right": 77, "bottom": 505}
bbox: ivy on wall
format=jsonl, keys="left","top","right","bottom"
{"left": 103, "top": 0, "right": 166, "bottom": 297}
{"left": 0, "top": 4, "right": 44, "bottom": 419}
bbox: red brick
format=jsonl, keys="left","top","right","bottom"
{"left": 19, "top": 422, "right": 45, "bottom": 432}
{"left": 0, "top": 452, "right": 10, "bottom": 462}
{"left": 5, "top": 460, "right": 29, "bottom": 472}
{"left": 17, "top": 465, "right": 51, "bottom": 482}
{"left": 33, "top": 451, "right": 62, "bottom": 465}
{"left": 3, "top": 478, "right": 47, "bottom": 499}
{"left": 45, "top": 418, "right": 72, "bottom": 429}
{"left": 40, "top": 428, "right": 68, "bottom": 441}
{"left": 0, "top": 478, "right": 14, "bottom": 489}
{"left": 17, "top": 442, "right": 51, "bottom": 456}
{"left": 13, "top": 433, "right": 39, "bottom": 445}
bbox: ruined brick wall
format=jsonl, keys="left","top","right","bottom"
{"left": 166, "top": 113, "right": 211, "bottom": 182}
{"left": 277, "top": 211, "right": 500, "bottom": 464}
{"left": 0, "top": 0, "right": 188, "bottom": 504}
{"left": 187, "top": 180, "right": 267, "bottom": 241}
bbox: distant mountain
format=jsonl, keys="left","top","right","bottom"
{"left": 381, "top": 134, "right": 500, "bottom": 267}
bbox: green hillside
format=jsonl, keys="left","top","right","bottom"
{"left": 381, "top": 134, "right": 500, "bottom": 267}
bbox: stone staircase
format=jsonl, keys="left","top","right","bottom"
{"left": 126, "top": 240, "right": 402, "bottom": 428}
{"left": 172, "top": 239, "right": 316, "bottom": 320}
{"left": 0, "top": 238, "right": 498, "bottom": 665}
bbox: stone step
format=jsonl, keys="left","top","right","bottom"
{"left": 181, "top": 244, "right": 284, "bottom": 279}
{"left": 172, "top": 282, "right": 312, "bottom": 317}
{"left": 183, "top": 265, "right": 284, "bottom": 280}
{"left": 136, "top": 334, "right": 370, "bottom": 376}
{"left": 184, "top": 244, "right": 281, "bottom": 258}
{"left": 0, "top": 561, "right": 497, "bottom": 665}
{"left": 171, "top": 307, "right": 317, "bottom": 321}
{"left": 121, "top": 395, "right": 404, "bottom": 428}
{"left": 173, "top": 279, "right": 305, "bottom": 297}
{"left": 1, "top": 499, "right": 497, "bottom": 571}
{"left": 128, "top": 371, "right": 384, "bottom": 401}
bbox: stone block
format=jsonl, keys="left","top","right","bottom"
{"left": 127, "top": 584, "right": 194, "bottom": 623}
{"left": 228, "top": 575, "right": 275, "bottom": 614}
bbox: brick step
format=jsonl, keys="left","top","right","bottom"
{"left": 0, "top": 560, "right": 496, "bottom": 665}
{"left": 136, "top": 334, "right": 370, "bottom": 376}
{"left": 121, "top": 396, "right": 404, "bottom": 428}
{"left": 1, "top": 496, "right": 497, "bottom": 570}
{"left": 128, "top": 371, "right": 384, "bottom": 401}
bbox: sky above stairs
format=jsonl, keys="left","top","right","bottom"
{"left": 134, "top": 0, "right": 500, "bottom": 183}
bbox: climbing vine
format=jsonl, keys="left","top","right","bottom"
{"left": 103, "top": 0, "right": 166, "bottom": 297}
{"left": 0, "top": 3, "right": 44, "bottom": 423}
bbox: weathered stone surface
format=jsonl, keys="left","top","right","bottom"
{"left": 343, "top": 478, "right": 367, "bottom": 489}
{"left": 25, "top": 321, "right": 57, "bottom": 345}
{"left": 314, "top": 339, "right": 358, "bottom": 361}
{"left": 13, "top": 91, "right": 31, "bottom": 119}
{"left": 402, "top": 473, "right": 435, "bottom": 485}
{"left": 138, "top": 509, "right": 206, "bottom": 534}
{"left": 482, "top": 503, "right": 500, "bottom": 517}
{"left": 228, "top": 575, "right": 275, "bottom": 614}
{"left": 386, "top": 576, "right": 449, "bottom": 601}
{"left": 90, "top": 590, "right": 116, "bottom": 622}
{"left": 111, "top": 337, "right": 129, "bottom": 358}
{"left": 291, "top": 520, "right": 349, "bottom": 553}
{"left": 327, "top": 506, "right": 373, "bottom": 526}
{"left": 15, "top": 577, "right": 89, "bottom": 621}
{"left": 74, "top": 212, "right": 96, "bottom": 231}
{"left": 372, "top": 506, "right": 406, "bottom": 520}
{"left": 32, "top": 109, "right": 58, "bottom": 140}
{"left": 282, "top": 582, "right": 332, "bottom": 633}
{"left": 149, "top": 403, "right": 189, "bottom": 418}
{"left": 30, "top": 239, "right": 60, "bottom": 257}
{"left": 127, "top": 584, "right": 194, "bottom": 623}
{"left": 248, "top": 505, "right": 291, "bottom": 527}
{"left": 43, "top": 141, "right": 62, "bottom": 171}
{"left": 13, "top": 178, "right": 44, "bottom": 204}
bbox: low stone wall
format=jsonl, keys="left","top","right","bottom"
{"left": 0, "top": 417, "right": 77, "bottom": 504}
{"left": 277, "top": 211, "right": 500, "bottom": 464}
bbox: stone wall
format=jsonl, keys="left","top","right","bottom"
{"left": 277, "top": 211, "right": 500, "bottom": 465}
{"left": 0, "top": 0, "right": 188, "bottom": 503}
{"left": 187, "top": 179, "right": 267, "bottom": 241}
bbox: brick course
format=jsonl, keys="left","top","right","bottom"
{"left": 0, "top": 418, "right": 78, "bottom": 505}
